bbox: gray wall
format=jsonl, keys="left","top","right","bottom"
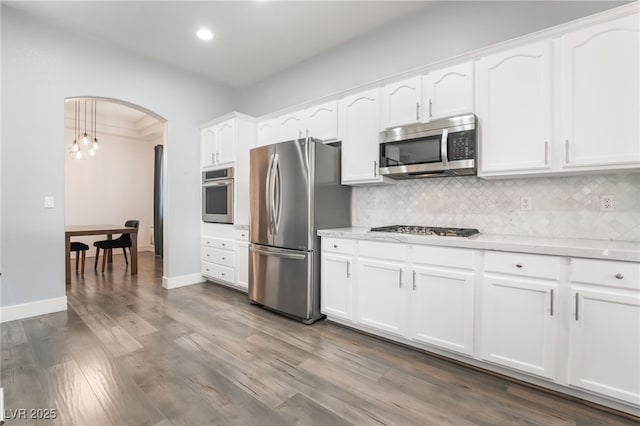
{"left": 1, "top": 6, "right": 235, "bottom": 307}
{"left": 236, "top": 1, "right": 629, "bottom": 116}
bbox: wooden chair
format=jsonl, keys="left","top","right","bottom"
{"left": 70, "top": 242, "right": 89, "bottom": 274}
{"left": 93, "top": 220, "right": 139, "bottom": 272}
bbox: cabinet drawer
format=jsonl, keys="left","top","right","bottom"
{"left": 484, "top": 251, "right": 559, "bottom": 280}
{"left": 235, "top": 229, "right": 249, "bottom": 241}
{"left": 412, "top": 245, "right": 476, "bottom": 270}
{"left": 323, "top": 238, "right": 355, "bottom": 255}
{"left": 202, "top": 237, "right": 235, "bottom": 251}
{"left": 201, "top": 261, "right": 234, "bottom": 284}
{"left": 570, "top": 258, "right": 640, "bottom": 289}
{"left": 202, "top": 247, "right": 235, "bottom": 267}
{"left": 359, "top": 241, "right": 407, "bottom": 261}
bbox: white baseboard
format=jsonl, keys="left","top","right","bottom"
{"left": 0, "top": 296, "right": 67, "bottom": 323}
{"left": 162, "top": 273, "right": 205, "bottom": 289}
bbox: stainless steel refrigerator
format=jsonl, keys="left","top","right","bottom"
{"left": 249, "top": 138, "right": 351, "bottom": 324}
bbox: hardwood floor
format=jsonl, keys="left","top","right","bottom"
{"left": 1, "top": 252, "right": 637, "bottom": 425}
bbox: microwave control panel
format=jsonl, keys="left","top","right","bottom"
{"left": 448, "top": 131, "right": 475, "bottom": 161}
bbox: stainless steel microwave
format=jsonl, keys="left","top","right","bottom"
{"left": 379, "top": 113, "right": 477, "bottom": 179}
{"left": 202, "top": 167, "right": 234, "bottom": 224}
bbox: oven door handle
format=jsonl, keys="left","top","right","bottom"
{"left": 440, "top": 128, "right": 449, "bottom": 169}
{"left": 203, "top": 181, "right": 232, "bottom": 187}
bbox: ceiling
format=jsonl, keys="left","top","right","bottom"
{"left": 7, "top": 1, "right": 434, "bottom": 88}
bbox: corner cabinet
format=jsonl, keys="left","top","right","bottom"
{"left": 476, "top": 41, "right": 553, "bottom": 176}
{"left": 340, "top": 88, "right": 391, "bottom": 185}
{"left": 561, "top": 14, "right": 640, "bottom": 170}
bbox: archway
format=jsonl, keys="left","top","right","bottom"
{"left": 63, "top": 96, "right": 168, "bottom": 286}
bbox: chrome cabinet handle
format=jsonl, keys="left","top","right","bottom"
{"left": 615, "top": 273, "right": 624, "bottom": 280}
{"left": 399, "top": 269, "right": 403, "bottom": 288}
{"left": 222, "top": 257, "right": 225, "bottom": 261}
{"left": 221, "top": 243, "right": 226, "bottom": 247}
{"left": 516, "top": 264, "right": 523, "bottom": 269}
{"left": 333, "top": 244, "right": 338, "bottom": 249}
{"left": 221, "top": 272, "right": 225, "bottom": 276}
{"left": 429, "top": 98, "right": 433, "bottom": 118}
{"left": 346, "top": 260, "right": 351, "bottom": 278}
{"left": 412, "top": 270, "right": 416, "bottom": 291}
{"left": 206, "top": 253, "right": 210, "bottom": 257}
{"left": 544, "top": 141, "right": 549, "bottom": 165}
{"left": 216, "top": 152, "right": 220, "bottom": 163}
{"left": 211, "top": 152, "right": 215, "bottom": 164}
{"left": 374, "top": 160, "right": 378, "bottom": 177}
{"left": 550, "top": 289, "right": 554, "bottom": 317}
{"left": 565, "top": 140, "right": 570, "bottom": 164}
{"left": 416, "top": 102, "right": 420, "bottom": 121}
{"left": 575, "top": 293, "right": 580, "bottom": 321}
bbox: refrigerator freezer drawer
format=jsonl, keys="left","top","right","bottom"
{"left": 249, "top": 244, "right": 313, "bottom": 321}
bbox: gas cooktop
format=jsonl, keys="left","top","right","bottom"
{"left": 370, "top": 225, "right": 480, "bottom": 237}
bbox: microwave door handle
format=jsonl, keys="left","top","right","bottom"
{"left": 440, "top": 128, "right": 449, "bottom": 169}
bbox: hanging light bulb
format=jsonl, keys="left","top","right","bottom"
{"left": 89, "top": 148, "right": 96, "bottom": 156}
{"left": 81, "top": 100, "right": 90, "bottom": 144}
{"left": 75, "top": 150, "right": 83, "bottom": 160}
{"left": 70, "top": 140, "right": 79, "bottom": 153}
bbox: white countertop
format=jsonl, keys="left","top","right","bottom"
{"left": 317, "top": 227, "right": 640, "bottom": 262}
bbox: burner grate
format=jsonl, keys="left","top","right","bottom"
{"left": 370, "top": 225, "right": 480, "bottom": 237}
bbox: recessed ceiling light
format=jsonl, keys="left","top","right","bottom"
{"left": 196, "top": 28, "right": 214, "bottom": 41}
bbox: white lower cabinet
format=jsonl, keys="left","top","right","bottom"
{"left": 567, "top": 259, "right": 640, "bottom": 405}
{"left": 410, "top": 265, "right": 475, "bottom": 356}
{"left": 480, "top": 275, "right": 557, "bottom": 379}
{"left": 201, "top": 236, "right": 235, "bottom": 285}
{"left": 321, "top": 253, "right": 353, "bottom": 320}
{"left": 356, "top": 258, "right": 407, "bottom": 337}
{"left": 319, "top": 236, "right": 640, "bottom": 412}
{"left": 235, "top": 241, "right": 249, "bottom": 291}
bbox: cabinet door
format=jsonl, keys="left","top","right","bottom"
{"left": 568, "top": 288, "right": 640, "bottom": 405}
{"left": 278, "top": 110, "right": 305, "bottom": 142}
{"left": 321, "top": 253, "right": 353, "bottom": 320}
{"left": 341, "top": 88, "right": 384, "bottom": 184}
{"left": 561, "top": 15, "right": 640, "bottom": 169}
{"left": 217, "top": 118, "right": 235, "bottom": 165}
{"left": 257, "top": 119, "right": 277, "bottom": 147}
{"left": 481, "top": 275, "right": 557, "bottom": 379}
{"left": 201, "top": 125, "right": 217, "bottom": 167}
{"left": 423, "top": 61, "right": 474, "bottom": 121}
{"left": 356, "top": 258, "right": 406, "bottom": 337}
{"left": 477, "top": 41, "right": 552, "bottom": 174}
{"left": 410, "top": 266, "right": 474, "bottom": 356}
{"left": 381, "top": 76, "right": 421, "bottom": 128}
{"left": 235, "top": 241, "right": 249, "bottom": 291}
{"left": 305, "top": 100, "right": 339, "bottom": 141}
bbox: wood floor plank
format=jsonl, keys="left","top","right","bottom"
{"left": 2, "top": 252, "right": 635, "bottom": 426}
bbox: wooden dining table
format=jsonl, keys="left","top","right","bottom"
{"left": 65, "top": 224, "right": 138, "bottom": 285}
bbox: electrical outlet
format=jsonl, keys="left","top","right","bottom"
{"left": 520, "top": 197, "right": 532, "bottom": 211}
{"left": 600, "top": 194, "right": 615, "bottom": 211}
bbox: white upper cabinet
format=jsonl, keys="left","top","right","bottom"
{"left": 341, "top": 88, "right": 388, "bottom": 185}
{"left": 381, "top": 76, "right": 422, "bottom": 128}
{"left": 477, "top": 41, "right": 553, "bottom": 175}
{"left": 201, "top": 125, "right": 217, "bottom": 168}
{"left": 305, "top": 100, "right": 339, "bottom": 142}
{"left": 257, "top": 118, "right": 277, "bottom": 147}
{"left": 561, "top": 14, "right": 640, "bottom": 169}
{"left": 216, "top": 118, "right": 235, "bottom": 165}
{"left": 277, "top": 110, "right": 305, "bottom": 142}
{"left": 201, "top": 119, "right": 236, "bottom": 168}
{"left": 422, "top": 61, "right": 474, "bottom": 122}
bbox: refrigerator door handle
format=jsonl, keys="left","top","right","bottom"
{"left": 274, "top": 154, "right": 282, "bottom": 235}
{"left": 265, "top": 153, "right": 275, "bottom": 235}
{"left": 250, "top": 245, "right": 306, "bottom": 260}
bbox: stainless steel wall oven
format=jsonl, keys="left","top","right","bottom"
{"left": 202, "top": 167, "right": 234, "bottom": 224}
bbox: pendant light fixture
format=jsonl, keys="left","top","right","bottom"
{"left": 69, "top": 99, "right": 99, "bottom": 159}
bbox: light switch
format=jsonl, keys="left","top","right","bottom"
{"left": 44, "top": 196, "right": 55, "bottom": 208}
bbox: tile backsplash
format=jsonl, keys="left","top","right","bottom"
{"left": 352, "top": 173, "right": 640, "bottom": 242}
